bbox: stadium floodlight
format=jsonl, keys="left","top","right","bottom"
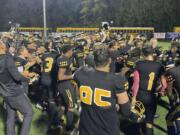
{"left": 43, "top": 0, "right": 47, "bottom": 41}
{"left": 8, "top": 21, "right": 12, "bottom": 25}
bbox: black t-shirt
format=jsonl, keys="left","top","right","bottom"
{"left": 166, "top": 66, "right": 180, "bottom": 92}
{"left": 74, "top": 67, "right": 128, "bottom": 135}
{"left": 135, "top": 60, "right": 164, "bottom": 93}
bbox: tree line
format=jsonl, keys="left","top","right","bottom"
{"left": 0, "top": 0, "right": 180, "bottom": 32}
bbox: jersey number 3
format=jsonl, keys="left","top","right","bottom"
{"left": 45, "top": 57, "right": 53, "bottom": 72}
{"left": 80, "top": 86, "right": 111, "bottom": 107}
{"left": 147, "top": 72, "right": 155, "bottom": 91}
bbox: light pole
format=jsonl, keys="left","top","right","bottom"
{"left": 43, "top": 0, "right": 47, "bottom": 41}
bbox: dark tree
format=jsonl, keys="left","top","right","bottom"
{"left": 0, "top": 0, "right": 179, "bottom": 31}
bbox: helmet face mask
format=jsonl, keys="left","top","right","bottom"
{"left": 131, "top": 101, "right": 145, "bottom": 119}
{"left": 29, "top": 74, "right": 40, "bottom": 85}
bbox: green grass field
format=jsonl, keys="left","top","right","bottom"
{"left": 0, "top": 42, "right": 172, "bottom": 135}
{"left": 158, "top": 41, "right": 171, "bottom": 50}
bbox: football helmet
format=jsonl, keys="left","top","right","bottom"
{"left": 131, "top": 101, "right": 145, "bottom": 119}
{"left": 29, "top": 74, "right": 40, "bottom": 85}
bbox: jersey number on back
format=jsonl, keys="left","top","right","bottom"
{"left": 44, "top": 57, "right": 53, "bottom": 72}
{"left": 147, "top": 72, "right": 155, "bottom": 91}
{"left": 80, "top": 86, "right": 111, "bottom": 107}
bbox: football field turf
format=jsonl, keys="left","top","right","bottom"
{"left": 0, "top": 42, "right": 171, "bottom": 135}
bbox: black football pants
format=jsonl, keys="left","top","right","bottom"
{"left": 4, "top": 93, "right": 33, "bottom": 135}
{"left": 57, "top": 83, "right": 76, "bottom": 109}
{"left": 57, "top": 82, "right": 76, "bottom": 130}
{"left": 137, "top": 91, "right": 157, "bottom": 124}
{"left": 41, "top": 77, "right": 54, "bottom": 100}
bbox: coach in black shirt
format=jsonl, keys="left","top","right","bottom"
{"left": 0, "top": 41, "right": 33, "bottom": 135}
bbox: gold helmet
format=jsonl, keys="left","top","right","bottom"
{"left": 131, "top": 101, "right": 145, "bottom": 119}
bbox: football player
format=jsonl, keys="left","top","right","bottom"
{"left": 56, "top": 45, "right": 76, "bottom": 131}
{"left": 165, "top": 60, "right": 180, "bottom": 135}
{"left": 40, "top": 42, "right": 58, "bottom": 100}
{"left": 108, "top": 41, "right": 123, "bottom": 73}
{"left": 74, "top": 48, "right": 140, "bottom": 135}
{"left": 73, "top": 44, "right": 84, "bottom": 68}
{"left": 132, "top": 47, "right": 167, "bottom": 135}
{"left": 125, "top": 48, "right": 142, "bottom": 92}
{"left": 37, "top": 42, "right": 59, "bottom": 128}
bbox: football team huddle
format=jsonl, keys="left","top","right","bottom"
{"left": 0, "top": 28, "right": 180, "bottom": 135}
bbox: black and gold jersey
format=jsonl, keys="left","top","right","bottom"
{"left": 135, "top": 60, "right": 164, "bottom": 93}
{"left": 74, "top": 67, "right": 128, "bottom": 135}
{"left": 73, "top": 50, "right": 84, "bottom": 68}
{"left": 41, "top": 51, "right": 58, "bottom": 85}
{"left": 57, "top": 55, "right": 72, "bottom": 75}
{"left": 42, "top": 52, "right": 57, "bottom": 75}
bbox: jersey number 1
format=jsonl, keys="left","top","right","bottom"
{"left": 147, "top": 72, "right": 155, "bottom": 91}
{"left": 80, "top": 86, "right": 112, "bottom": 107}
